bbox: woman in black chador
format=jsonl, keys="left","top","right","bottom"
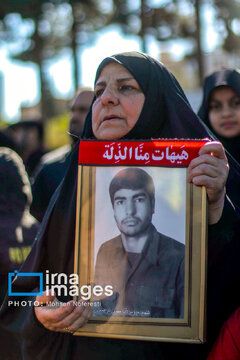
{"left": 198, "top": 69, "right": 240, "bottom": 212}
{"left": 0, "top": 52, "right": 239, "bottom": 360}
{"left": 0, "top": 147, "right": 39, "bottom": 360}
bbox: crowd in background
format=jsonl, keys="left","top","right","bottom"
{"left": 0, "top": 87, "right": 94, "bottom": 359}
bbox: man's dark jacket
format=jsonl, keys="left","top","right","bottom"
{"left": 94, "top": 225, "right": 184, "bottom": 318}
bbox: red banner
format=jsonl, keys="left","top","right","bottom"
{"left": 78, "top": 139, "right": 209, "bottom": 166}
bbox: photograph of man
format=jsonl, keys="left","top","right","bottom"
{"left": 94, "top": 167, "right": 185, "bottom": 319}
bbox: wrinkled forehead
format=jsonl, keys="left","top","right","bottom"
{"left": 95, "top": 53, "right": 150, "bottom": 94}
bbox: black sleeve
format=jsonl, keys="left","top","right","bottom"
{"left": 208, "top": 195, "right": 239, "bottom": 265}
{"left": 22, "top": 299, "right": 70, "bottom": 360}
{"left": 30, "top": 168, "right": 51, "bottom": 222}
{"left": 206, "top": 195, "right": 240, "bottom": 347}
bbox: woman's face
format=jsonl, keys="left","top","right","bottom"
{"left": 208, "top": 86, "right": 240, "bottom": 138}
{"left": 92, "top": 62, "right": 145, "bottom": 140}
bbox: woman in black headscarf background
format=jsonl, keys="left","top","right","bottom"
{"left": 0, "top": 147, "right": 39, "bottom": 304}
{"left": 197, "top": 68, "right": 240, "bottom": 360}
{"left": 198, "top": 69, "right": 240, "bottom": 212}
{"left": 0, "top": 52, "right": 239, "bottom": 360}
{"left": 0, "top": 147, "right": 39, "bottom": 360}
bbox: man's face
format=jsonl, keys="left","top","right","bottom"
{"left": 113, "top": 188, "right": 154, "bottom": 237}
{"left": 10, "top": 127, "right": 41, "bottom": 159}
{"left": 69, "top": 91, "right": 94, "bottom": 138}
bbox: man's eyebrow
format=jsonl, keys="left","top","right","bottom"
{"left": 114, "top": 192, "right": 147, "bottom": 201}
{"left": 114, "top": 196, "right": 126, "bottom": 201}
{"left": 132, "top": 193, "right": 146, "bottom": 199}
{"left": 95, "top": 77, "right": 134, "bottom": 87}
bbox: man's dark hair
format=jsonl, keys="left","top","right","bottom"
{"left": 109, "top": 168, "right": 155, "bottom": 205}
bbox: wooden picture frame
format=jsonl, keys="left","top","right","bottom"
{"left": 73, "top": 140, "right": 208, "bottom": 343}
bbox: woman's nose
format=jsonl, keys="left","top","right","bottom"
{"left": 101, "top": 88, "right": 119, "bottom": 106}
{"left": 222, "top": 104, "right": 233, "bottom": 116}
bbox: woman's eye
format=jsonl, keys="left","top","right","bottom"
{"left": 231, "top": 99, "right": 240, "bottom": 108}
{"left": 209, "top": 103, "right": 221, "bottom": 111}
{"left": 119, "top": 85, "right": 134, "bottom": 91}
{"left": 95, "top": 89, "right": 104, "bottom": 98}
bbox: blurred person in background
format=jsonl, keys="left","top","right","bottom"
{"left": 68, "top": 87, "right": 94, "bottom": 146}
{"left": 0, "top": 129, "right": 19, "bottom": 153}
{"left": 7, "top": 119, "right": 47, "bottom": 180}
{"left": 30, "top": 88, "right": 94, "bottom": 221}
{"left": 0, "top": 147, "right": 39, "bottom": 305}
{"left": 0, "top": 147, "right": 39, "bottom": 360}
{"left": 198, "top": 69, "right": 240, "bottom": 213}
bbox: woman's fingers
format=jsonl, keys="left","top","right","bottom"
{"left": 34, "top": 300, "right": 75, "bottom": 331}
{"left": 188, "top": 161, "right": 221, "bottom": 181}
{"left": 187, "top": 141, "right": 229, "bottom": 224}
{"left": 35, "top": 289, "right": 56, "bottom": 305}
{"left": 187, "top": 142, "right": 229, "bottom": 201}
{"left": 198, "top": 141, "right": 228, "bottom": 159}
{"left": 34, "top": 291, "right": 92, "bottom": 333}
{"left": 60, "top": 305, "right": 92, "bottom": 333}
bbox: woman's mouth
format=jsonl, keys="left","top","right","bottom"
{"left": 103, "top": 115, "right": 121, "bottom": 122}
{"left": 221, "top": 121, "right": 238, "bottom": 129}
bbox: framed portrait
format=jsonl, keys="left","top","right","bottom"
{"left": 73, "top": 139, "right": 208, "bottom": 343}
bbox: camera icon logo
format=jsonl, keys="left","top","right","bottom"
{"left": 8, "top": 270, "right": 43, "bottom": 296}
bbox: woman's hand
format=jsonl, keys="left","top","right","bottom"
{"left": 34, "top": 289, "right": 92, "bottom": 333}
{"left": 187, "top": 141, "right": 229, "bottom": 224}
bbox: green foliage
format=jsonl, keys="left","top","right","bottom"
{"left": 111, "top": 0, "right": 196, "bottom": 42}
{"left": 0, "top": 0, "right": 239, "bottom": 117}
{"left": 0, "top": 0, "right": 45, "bottom": 19}
{"left": 0, "top": 117, "right": 8, "bottom": 129}
{"left": 45, "top": 111, "right": 69, "bottom": 149}
{"left": 0, "top": 0, "right": 111, "bottom": 61}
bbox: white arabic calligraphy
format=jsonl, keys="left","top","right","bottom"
{"left": 135, "top": 143, "right": 150, "bottom": 161}
{"left": 166, "top": 147, "right": 189, "bottom": 163}
{"left": 152, "top": 150, "right": 164, "bottom": 161}
{"left": 102, "top": 143, "right": 189, "bottom": 163}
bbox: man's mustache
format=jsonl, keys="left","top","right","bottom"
{"left": 122, "top": 217, "right": 140, "bottom": 224}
